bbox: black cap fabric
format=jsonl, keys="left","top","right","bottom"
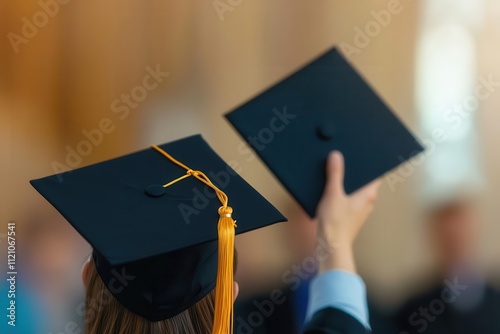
{"left": 30, "top": 134, "right": 286, "bottom": 321}
{"left": 226, "top": 47, "right": 424, "bottom": 217}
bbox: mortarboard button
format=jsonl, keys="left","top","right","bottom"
{"left": 316, "top": 123, "right": 335, "bottom": 140}
{"left": 145, "top": 184, "right": 166, "bottom": 197}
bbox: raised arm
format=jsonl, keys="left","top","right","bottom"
{"left": 304, "top": 151, "right": 381, "bottom": 334}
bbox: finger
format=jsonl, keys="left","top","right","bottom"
{"left": 365, "top": 179, "right": 382, "bottom": 193}
{"left": 353, "top": 178, "right": 382, "bottom": 202}
{"left": 325, "top": 151, "right": 345, "bottom": 196}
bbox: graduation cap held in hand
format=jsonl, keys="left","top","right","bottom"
{"left": 226, "top": 47, "right": 424, "bottom": 217}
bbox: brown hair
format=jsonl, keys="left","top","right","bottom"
{"left": 84, "top": 257, "right": 215, "bottom": 334}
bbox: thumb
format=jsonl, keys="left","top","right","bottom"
{"left": 324, "top": 151, "right": 345, "bottom": 196}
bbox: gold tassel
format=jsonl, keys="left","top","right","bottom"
{"left": 212, "top": 206, "right": 236, "bottom": 334}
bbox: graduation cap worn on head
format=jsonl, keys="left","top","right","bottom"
{"left": 226, "top": 47, "right": 424, "bottom": 217}
{"left": 30, "top": 134, "right": 286, "bottom": 332}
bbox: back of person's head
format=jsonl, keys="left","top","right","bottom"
{"left": 84, "top": 257, "right": 216, "bottom": 334}
{"left": 427, "top": 198, "right": 480, "bottom": 268}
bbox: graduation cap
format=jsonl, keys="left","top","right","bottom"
{"left": 30, "top": 134, "right": 286, "bottom": 331}
{"left": 226, "top": 47, "right": 424, "bottom": 217}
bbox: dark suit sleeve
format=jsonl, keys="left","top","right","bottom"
{"left": 303, "top": 307, "right": 371, "bottom": 334}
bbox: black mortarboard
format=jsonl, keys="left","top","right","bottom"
{"left": 226, "top": 47, "right": 424, "bottom": 217}
{"left": 30, "top": 134, "right": 286, "bottom": 330}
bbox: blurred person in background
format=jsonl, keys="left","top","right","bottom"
{"left": 24, "top": 208, "right": 89, "bottom": 333}
{"left": 0, "top": 205, "right": 89, "bottom": 334}
{"left": 395, "top": 198, "right": 500, "bottom": 334}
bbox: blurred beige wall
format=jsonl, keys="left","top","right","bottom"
{"left": 1, "top": 0, "right": 500, "bottom": 312}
